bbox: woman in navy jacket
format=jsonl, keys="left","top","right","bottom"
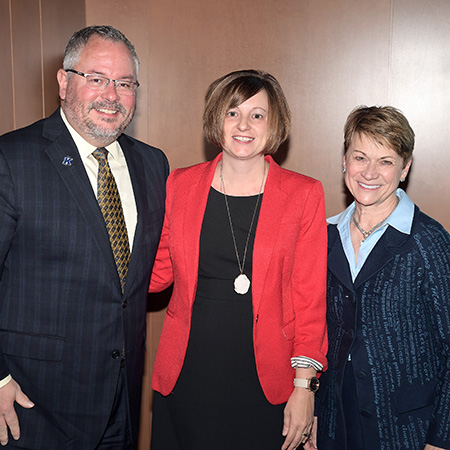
{"left": 315, "top": 106, "right": 450, "bottom": 450}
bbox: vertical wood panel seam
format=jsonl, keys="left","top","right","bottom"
{"left": 145, "top": 0, "right": 151, "bottom": 144}
{"left": 39, "top": 0, "right": 45, "bottom": 118}
{"left": 8, "top": 0, "right": 16, "bottom": 130}
{"left": 387, "top": 0, "right": 395, "bottom": 103}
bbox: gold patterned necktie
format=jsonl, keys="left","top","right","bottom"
{"left": 93, "top": 147, "right": 130, "bottom": 291}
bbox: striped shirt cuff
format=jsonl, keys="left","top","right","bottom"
{"left": 0, "top": 374, "right": 12, "bottom": 389}
{"left": 291, "top": 356, "right": 323, "bottom": 372}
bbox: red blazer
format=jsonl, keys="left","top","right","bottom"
{"left": 149, "top": 153, "right": 328, "bottom": 404}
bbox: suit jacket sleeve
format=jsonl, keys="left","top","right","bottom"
{"left": 149, "top": 169, "right": 175, "bottom": 292}
{"left": 0, "top": 149, "right": 18, "bottom": 378}
{"left": 420, "top": 221, "right": 450, "bottom": 447}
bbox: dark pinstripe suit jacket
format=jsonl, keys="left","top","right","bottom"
{"left": 317, "top": 207, "right": 450, "bottom": 450}
{"left": 0, "top": 109, "right": 168, "bottom": 449}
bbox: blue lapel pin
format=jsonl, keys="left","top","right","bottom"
{"left": 62, "top": 156, "right": 74, "bottom": 166}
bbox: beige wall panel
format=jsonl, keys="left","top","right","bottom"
{"left": 147, "top": 0, "right": 340, "bottom": 170}
{"left": 41, "top": 0, "right": 86, "bottom": 116}
{"left": 0, "top": 0, "right": 14, "bottom": 135}
{"left": 85, "top": 0, "right": 150, "bottom": 144}
{"left": 10, "top": 0, "right": 43, "bottom": 129}
{"left": 282, "top": 0, "right": 393, "bottom": 217}
{"left": 145, "top": 0, "right": 395, "bottom": 218}
{"left": 389, "top": 0, "right": 450, "bottom": 230}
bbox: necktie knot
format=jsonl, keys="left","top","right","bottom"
{"left": 93, "top": 147, "right": 108, "bottom": 163}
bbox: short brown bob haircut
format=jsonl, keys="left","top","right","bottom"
{"left": 203, "top": 69, "right": 291, "bottom": 155}
{"left": 344, "top": 105, "right": 415, "bottom": 166}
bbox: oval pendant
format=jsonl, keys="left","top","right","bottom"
{"left": 234, "top": 273, "right": 251, "bottom": 295}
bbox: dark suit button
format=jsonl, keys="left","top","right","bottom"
{"left": 360, "top": 409, "right": 372, "bottom": 417}
{"left": 122, "top": 300, "right": 128, "bottom": 308}
{"left": 356, "top": 371, "right": 368, "bottom": 380}
{"left": 111, "top": 350, "right": 121, "bottom": 359}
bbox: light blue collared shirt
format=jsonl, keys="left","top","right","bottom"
{"left": 327, "top": 189, "right": 415, "bottom": 281}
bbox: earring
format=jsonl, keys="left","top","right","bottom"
{"left": 400, "top": 177, "right": 405, "bottom": 182}
{"left": 343, "top": 168, "right": 346, "bottom": 173}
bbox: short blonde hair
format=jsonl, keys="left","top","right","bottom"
{"left": 344, "top": 106, "right": 415, "bottom": 166}
{"left": 203, "top": 70, "right": 291, "bottom": 154}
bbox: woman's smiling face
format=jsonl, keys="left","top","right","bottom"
{"left": 221, "top": 89, "right": 269, "bottom": 161}
{"left": 344, "top": 132, "right": 411, "bottom": 208}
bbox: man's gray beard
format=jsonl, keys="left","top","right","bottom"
{"left": 84, "top": 115, "right": 133, "bottom": 145}
{"left": 63, "top": 98, "right": 135, "bottom": 146}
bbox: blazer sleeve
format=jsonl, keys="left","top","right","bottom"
{"left": 0, "top": 149, "right": 18, "bottom": 378}
{"left": 420, "top": 221, "right": 450, "bottom": 447}
{"left": 149, "top": 170, "right": 175, "bottom": 293}
{"left": 291, "top": 180, "right": 328, "bottom": 370}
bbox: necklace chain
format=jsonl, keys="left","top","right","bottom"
{"left": 220, "top": 161, "right": 265, "bottom": 275}
{"left": 352, "top": 214, "right": 386, "bottom": 242}
{"left": 352, "top": 198, "right": 399, "bottom": 242}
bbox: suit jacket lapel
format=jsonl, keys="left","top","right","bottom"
{"left": 327, "top": 224, "right": 355, "bottom": 292}
{"left": 43, "top": 110, "right": 121, "bottom": 291}
{"left": 120, "top": 138, "right": 142, "bottom": 292}
{"left": 327, "top": 223, "right": 411, "bottom": 291}
{"left": 354, "top": 226, "right": 410, "bottom": 289}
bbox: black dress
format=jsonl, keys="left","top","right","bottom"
{"left": 151, "top": 187, "right": 285, "bottom": 450}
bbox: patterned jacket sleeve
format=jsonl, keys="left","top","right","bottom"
{"left": 416, "top": 217, "right": 450, "bottom": 447}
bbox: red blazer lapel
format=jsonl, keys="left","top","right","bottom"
{"left": 252, "top": 156, "right": 288, "bottom": 314}
{"left": 182, "top": 153, "right": 222, "bottom": 305}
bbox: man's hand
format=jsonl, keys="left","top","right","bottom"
{"left": 0, "top": 378, "right": 34, "bottom": 446}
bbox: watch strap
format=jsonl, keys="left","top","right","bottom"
{"left": 293, "top": 378, "right": 309, "bottom": 388}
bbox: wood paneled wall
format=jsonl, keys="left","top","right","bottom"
{"left": 1, "top": 0, "right": 450, "bottom": 448}
{"left": 85, "top": 0, "right": 450, "bottom": 228}
{"left": 0, "top": 0, "right": 85, "bottom": 134}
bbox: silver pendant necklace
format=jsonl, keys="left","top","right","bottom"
{"left": 352, "top": 214, "right": 387, "bottom": 242}
{"left": 352, "top": 198, "right": 398, "bottom": 242}
{"left": 220, "top": 162, "right": 265, "bottom": 295}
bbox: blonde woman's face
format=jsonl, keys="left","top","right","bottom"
{"left": 344, "top": 133, "right": 411, "bottom": 209}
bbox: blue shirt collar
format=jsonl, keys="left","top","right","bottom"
{"left": 327, "top": 188, "right": 414, "bottom": 235}
{"left": 327, "top": 189, "right": 415, "bottom": 282}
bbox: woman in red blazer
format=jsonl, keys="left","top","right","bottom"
{"left": 149, "top": 70, "right": 328, "bottom": 450}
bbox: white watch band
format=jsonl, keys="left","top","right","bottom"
{"left": 293, "top": 378, "right": 309, "bottom": 388}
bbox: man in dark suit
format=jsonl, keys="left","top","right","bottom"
{"left": 0, "top": 25, "right": 168, "bottom": 449}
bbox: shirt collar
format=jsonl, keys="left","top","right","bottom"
{"left": 60, "top": 109, "right": 122, "bottom": 161}
{"left": 327, "top": 188, "right": 415, "bottom": 235}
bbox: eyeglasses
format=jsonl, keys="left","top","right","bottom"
{"left": 66, "top": 69, "right": 139, "bottom": 95}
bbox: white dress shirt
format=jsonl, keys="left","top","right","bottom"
{"left": 60, "top": 109, "right": 137, "bottom": 248}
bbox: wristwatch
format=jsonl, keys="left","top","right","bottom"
{"left": 293, "top": 377, "right": 320, "bottom": 393}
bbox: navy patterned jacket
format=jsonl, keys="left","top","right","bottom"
{"left": 317, "top": 206, "right": 450, "bottom": 450}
